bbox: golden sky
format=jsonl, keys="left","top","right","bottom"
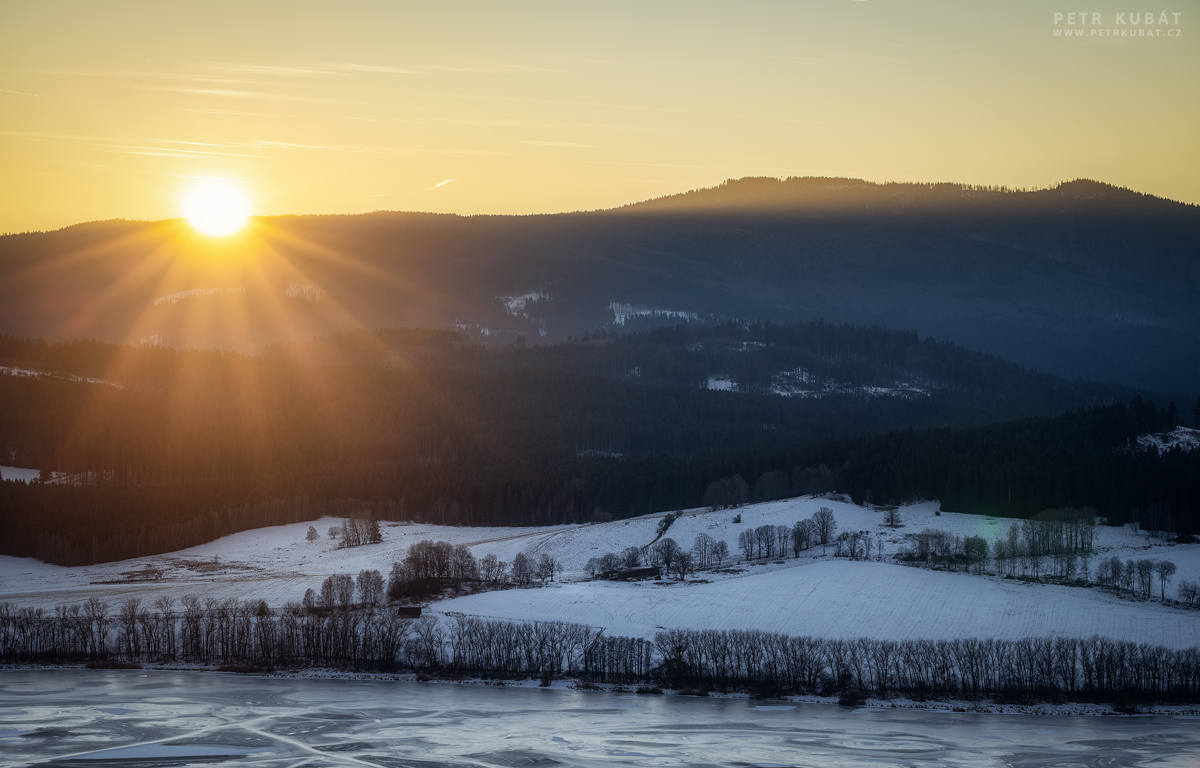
{"left": 1, "top": 0, "right": 1197, "bottom": 233}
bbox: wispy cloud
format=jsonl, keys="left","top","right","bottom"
{"left": 203, "top": 60, "right": 420, "bottom": 77}
{"left": 422, "top": 60, "right": 566, "bottom": 74}
{"left": 113, "top": 146, "right": 266, "bottom": 159}
{"left": 427, "top": 179, "right": 457, "bottom": 190}
{"left": 0, "top": 130, "right": 265, "bottom": 159}
{"left": 508, "top": 140, "right": 597, "bottom": 148}
{"left": 0, "top": 88, "right": 50, "bottom": 98}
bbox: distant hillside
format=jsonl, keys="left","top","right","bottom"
{"left": 2, "top": 321, "right": 1197, "bottom": 564}
{"left": 0, "top": 177, "right": 1197, "bottom": 393}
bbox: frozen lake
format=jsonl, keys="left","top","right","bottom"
{"left": 0, "top": 670, "right": 1197, "bottom": 767}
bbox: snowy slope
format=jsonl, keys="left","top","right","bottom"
{"left": 1, "top": 497, "right": 1197, "bottom": 648}
{"left": 433, "top": 560, "right": 1200, "bottom": 648}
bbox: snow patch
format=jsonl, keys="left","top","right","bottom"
{"left": 1137, "top": 427, "right": 1200, "bottom": 454}
{"left": 0, "top": 466, "right": 40, "bottom": 483}
{"left": 706, "top": 375, "right": 737, "bottom": 392}
{"left": 500, "top": 290, "right": 551, "bottom": 315}
{"left": 0, "top": 366, "right": 126, "bottom": 390}
{"left": 609, "top": 302, "right": 698, "bottom": 326}
{"left": 285, "top": 283, "right": 324, "bottom": 301}
{"left": 454, "top": 321, "right": 494, "bottom": 337}
{"left": 771, "top": 367, "right": 930, "bottom": 399}
{"left": 153, "top": 286, "right": 244, "bottom": 306}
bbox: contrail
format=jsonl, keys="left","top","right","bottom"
{"left": 427, "top": 178, "right": 457, "bottom": 190}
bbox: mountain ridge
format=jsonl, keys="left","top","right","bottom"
{"left": 1, "top": 176, "right": 1197, "bottom": 394}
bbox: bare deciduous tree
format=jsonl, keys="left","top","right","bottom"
{"left": 511, "top": 552, "right": 535, "bottom": 585}
{"left": 621, "top": 546, "right": 642, "bottom": 569}
{"left": 813, "top": 507, "right": 837, "bottom": 553}
{"left": 737, "top": 529, "right": 755, "bottom": 562}
{"left": 320, "top": 574, "right": 354, "bottom": 609}
{"left": 652, "top": 538, "right": 682, "bottom": 572}
{"left": 692, "top": 533, "right": 716, "bottom": 569}
{"left": 791, "top": 519, "right": 814, "bottom": 556}
{"left": 536, "top": 554, "right": 560, "bottom": 583}
{"left": 1155, "top": 560, "right": 1177, "bottom": 601}
{"left": 712, "top": 540, "right": 729, "bottom": 567}
{"left": 480, "top": 554, "right": 507, "bottom": 583}
{"left": 358, "top": 569, "right": 384, "bottom": 606}
{"left": 672, "top": 551, "right": 694, "bottom": 581}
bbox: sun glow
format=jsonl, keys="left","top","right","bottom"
{"left": 183, "top": 182, "right": 250, "bottom": 236}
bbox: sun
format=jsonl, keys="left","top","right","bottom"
{"left": 183, "top": 181, "right": 250, "bottom": 236}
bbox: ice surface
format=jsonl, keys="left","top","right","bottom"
{"left": 0, "top": 670, "right": 1195, "bottom": 768}
{"left": 60, "top": 743, "right": 277, "bottom": 760}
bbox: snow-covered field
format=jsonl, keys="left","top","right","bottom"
{"left": 438, "top": 560, "right": 1199, "bottom": 647}
{"left": 1, "top": 497, "right": 1197, "bottom": 647}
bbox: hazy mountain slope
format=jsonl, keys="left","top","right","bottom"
{"left": 1, "top": 178, "right": 1196, "bottom": 393}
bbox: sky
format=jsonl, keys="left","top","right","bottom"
{"left": 1, "top": 0, "right": 1196, "bottom": 233}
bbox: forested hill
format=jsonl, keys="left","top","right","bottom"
{"left": 266, "top": 321, "right": 1153, "bottom": 415}
{"left": 2, "top": 323, "right": 1197, "bottom": 565}
{"left": 2, "top": 177, "right": 1197, "bottom": 393}
{"left": 0, "top": 319, "right": 1153, "bottom": 439}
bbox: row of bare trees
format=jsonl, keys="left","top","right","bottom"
{"left": 586, "top": 533, "right": 733, "bottom": 582}
{"left": 737, "top": 507, "right": 838, "bottom": 561}
{"left": 900, "top": 524, "right": 1190, "bottom": 604}
{"left": 992, "top": 516, "right": 1096, "bottom": 580}
{"left": 655, "top": 629, "right": 1200, "bottom": 701}
{"left": 832, "top": 530, "right": 890, "bottom": 562}
{"left": 901, "top": 529, "right": 989, "bottom": 573}
{"left": 0, "top": 598, "right": 627, "bottom": 679}
{"left": 582, "top": 509, "right": 837, "bottom": 580}
{"left": 1093, "top": 557, "right": 1179, "bottom": 600}
{"left": 381, "top": 540, "right": 560, "bottom": 599}
{"left": 3, "top": 599, "right": 1198, "bottom": 701}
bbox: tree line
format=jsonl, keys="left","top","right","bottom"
{"left": 1, "top": 599, "right": 1197, "bottom": 703}
{"left": 886, "top": 517, "right": 1194, "bottom": 606}
{"left": 378, "top": 539, "right": 561, "bottom": 600}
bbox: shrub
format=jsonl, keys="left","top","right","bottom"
{"left": 838, "top": 688, "right": 867, "bottom": 706}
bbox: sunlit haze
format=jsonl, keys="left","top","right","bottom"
{"left": 1, "top": 0, "right": 1197, "bottom": 233}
